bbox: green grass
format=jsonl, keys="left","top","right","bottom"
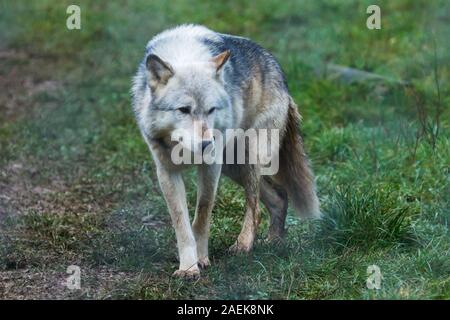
{"left": 0, "top": 0, "right": 449, "bottom": 299}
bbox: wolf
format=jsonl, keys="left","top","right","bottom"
{"left": 132, "top": 24, "right": 320, "bottom": 278}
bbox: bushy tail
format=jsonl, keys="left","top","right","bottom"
{"left": 277, "top": 97, "right": 321, "bottom": 218}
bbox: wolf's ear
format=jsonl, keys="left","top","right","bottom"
{"left": 211, "top": 50, "right": 230, "bottom": 73}
{"left": 146, "top": 54, "right": 174, "bottom": 90}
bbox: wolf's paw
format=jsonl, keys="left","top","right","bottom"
{"left": 228, "top": 241, "right": 252, "bottom": 254}
{"left": 197, "top": 257, "right": 210, "bottom": 269}
{"left": 172, "top": 268, "right": 200, "bottom": 280}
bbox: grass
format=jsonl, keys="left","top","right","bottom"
{"left": 0, "top": 0, "right": 449, "bottom": 299}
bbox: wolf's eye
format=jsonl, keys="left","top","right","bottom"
{"left": 208, "top": 107, "right": 216, "bottom": 115}
{"left": 177, "top": 106, "right": 191, "bottom": 114}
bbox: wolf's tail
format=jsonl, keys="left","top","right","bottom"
{"left": 277, "top": 97, "right": 321, "bottom": 218}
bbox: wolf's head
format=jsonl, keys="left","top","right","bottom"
{"left": 145, "top": 51, "right": 232, "bottom": 154}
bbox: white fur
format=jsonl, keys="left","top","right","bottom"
{"left": 146, "top": 24, "right": 219, "bottom": 69}
{"left": 131, "top": 25, "right": 220, "bottom": 140}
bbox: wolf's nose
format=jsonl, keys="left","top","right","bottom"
{"left": 201, "top": 141, "right": 212, "bottom": 152}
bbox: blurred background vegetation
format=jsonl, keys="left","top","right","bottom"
{"left": 0, "top": 0, "right": 448, "bottom": 299}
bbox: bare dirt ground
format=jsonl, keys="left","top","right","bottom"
{"left": 0, "top": 48, "right": 67, "bottom": 224}
{"left": 0, "top": 48, "right": 140, "bottom": 300}
{"left": 0, "top": 267, "right": 136, "bottom": 299}
{"left": 0, "top": 49, "right": 61, "bottom": 123}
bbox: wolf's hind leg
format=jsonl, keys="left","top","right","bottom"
{"left": 192, "top": 164, "right": 221, "bottom": 269}
{"left": 223, "top": 166, "right": 288, "bottom": 244}
{"left": 260, "top": 177, "right": 288, "bottom": 241}
{"left": 229, "top": 164, "right": 261, "bottom": 253}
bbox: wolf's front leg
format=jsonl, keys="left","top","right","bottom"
{"left": 192, "top": 164, "right": 221, "bottom": 269}
{"left": 156, "top": 165, "right": 199, "bottom": 278}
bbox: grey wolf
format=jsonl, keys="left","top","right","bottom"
{"left": 132, "top": 24, "right": 320, "bottom": 278}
